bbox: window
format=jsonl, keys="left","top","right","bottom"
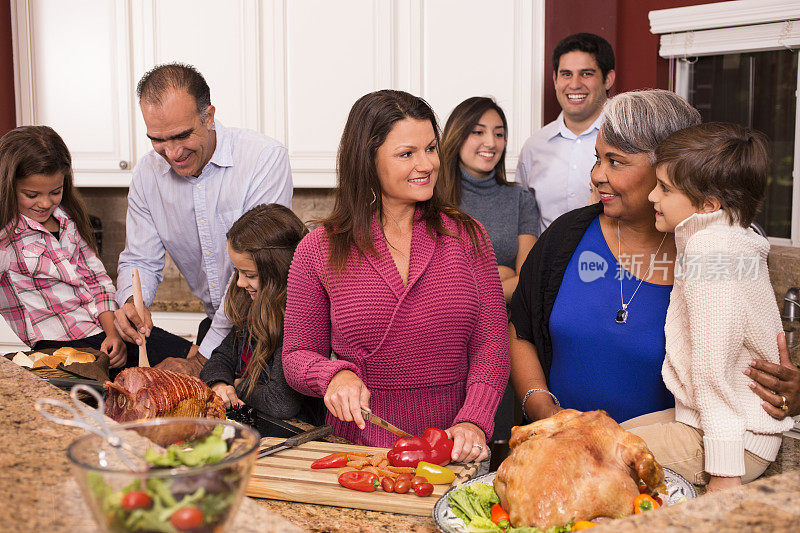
{"left": 651, "top": 0, "right": 800, "bottom": 244}
{"left": 684, "top": 50, "right": 797, "bottom": 239}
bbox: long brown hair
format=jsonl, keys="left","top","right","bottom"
{"left": 439, "top": 97, "right": 510, "bottom": 206}
{"left": 0, "top": 126, "right": 96, "bottom": 252}
{"left": 320, "top": 89, "right": 486, "bottom": 273}
{"left": 225, "top": 204, "right": 307, "bottom": 399}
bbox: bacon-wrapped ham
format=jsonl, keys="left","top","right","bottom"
{"left": 103, "top": 367, "right": 226, "bottom": 423}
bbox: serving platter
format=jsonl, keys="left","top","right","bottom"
{"left": 433, "top": 467, "right": 696, "bottom": 532}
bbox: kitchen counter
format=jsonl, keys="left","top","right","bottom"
{"left": 0, "top": 356, "right": 300, "bottom": 533}
{"left": 3, "top": 353, "right": 798, "bottom": 532}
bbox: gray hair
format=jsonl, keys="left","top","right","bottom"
{"left": 600, "top": 89, "right": 701, "bottom": 163}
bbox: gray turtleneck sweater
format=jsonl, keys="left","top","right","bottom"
{"left": 458, "top": 167, "right": 539, "bottom": 268}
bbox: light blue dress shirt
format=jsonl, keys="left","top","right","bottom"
{"left": 516, "top": 112, "right": 604, "bottom": 233}
{"left": 116, "top": 120, "right": 293, "bottom": 358}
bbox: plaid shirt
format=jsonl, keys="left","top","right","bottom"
{"left": 0, "top": 207, "right": 117, "bottom": 346}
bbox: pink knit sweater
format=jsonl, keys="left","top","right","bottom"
{"left": 282, "top": 211, "right": 510, "bottom": 447}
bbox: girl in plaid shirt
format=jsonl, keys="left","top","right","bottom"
{"left": 0, "top": 126, "right": 126, "bottom": 367}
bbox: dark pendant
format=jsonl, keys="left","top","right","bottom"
{"left": 615, "top": 308, "right": 628, "bottom": 324}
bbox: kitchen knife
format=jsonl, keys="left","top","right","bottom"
{"left": 360, "top": 408, "right": 413, "bottom": 438}
{"left": 257, "top": 424, "right": 332, "bottom": 458}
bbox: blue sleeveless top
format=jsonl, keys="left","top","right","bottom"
{"left": 548, "top": 218, "right": 674, "bottom": 422}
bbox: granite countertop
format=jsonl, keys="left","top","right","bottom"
{"left": 0, "top": 356, "right": 300, "bottom": 533}
{"left": 4, "top": 353, "right": 798, "bottom": 532}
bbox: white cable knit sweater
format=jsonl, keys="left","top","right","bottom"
{"left": 662, "top": 211, "right": 794, "bottom": 477}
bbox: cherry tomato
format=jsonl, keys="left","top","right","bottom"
{"left": 413, "top": 482, "right": 434, "bottom": 497}
{"left": 381, "top": 477, "right": 395, "bottom": 493}
{"left": 120, "top": 491, "right": 152, "bottom": 511}
{"left": 394, "top": 477, "right": 411, "bottom": 494}
{"left": 170, "top": 506, "right": 204, "bottom": 530}
{"left": 411, "top": 476, "right": 428, "bottom": 487}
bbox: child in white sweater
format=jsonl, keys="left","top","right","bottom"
{"left": 625, "top": 122, "right": 794, "bottom": 493}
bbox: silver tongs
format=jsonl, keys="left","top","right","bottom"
{"left": 35, "top": 384, "right": 147, "bottom": 471}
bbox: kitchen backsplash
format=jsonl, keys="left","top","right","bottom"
{"left": 80, "top": 188, "right": 335, "bottom": 280}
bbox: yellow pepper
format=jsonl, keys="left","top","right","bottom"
{"left": 415, "top": 461, "right": 455, "bottom": 484}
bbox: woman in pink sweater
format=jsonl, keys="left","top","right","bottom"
{"left": 282, "top": 90, "right": 510, "bottom": 461}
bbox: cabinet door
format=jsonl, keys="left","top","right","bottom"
{"left": 130, "top": 0, "right": 261, "bottom": 162}
{"left": 12, "top": 0, "right": 134, "bottom": 185}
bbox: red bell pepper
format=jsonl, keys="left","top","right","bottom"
{"left": 310, "top": 452, "right": 348, "bottom": 469}
{"left": 338, "top": 470, "right": 380, "bottom": 492}
{"left": 387, "top": 428, "right": 455, "bottom": 468}
{"left": 422, "top": 427, "right": 454, "bottom": 466}
{"left": 387, "top": 436, "right": 431, "bottom": 468}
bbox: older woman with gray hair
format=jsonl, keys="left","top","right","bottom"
{"left": 509, "top": 89, "right": 698, "bottom": 424}
{"left": 510, "top": 88, "right": 800, "bottom": 425}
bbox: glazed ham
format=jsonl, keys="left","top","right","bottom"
{"left": 494, "top": 409, "right": 666, "bottom": 528}
{"left": 104, "top": 367, "right": 226, "bottom": 422}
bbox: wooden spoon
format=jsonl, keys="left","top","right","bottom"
{"left": 132, "top": 268, "right": 149, "bottom": 367}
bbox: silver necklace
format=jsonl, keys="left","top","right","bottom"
{"left": 615, "top": 221, "right": 666, "bottom": 324}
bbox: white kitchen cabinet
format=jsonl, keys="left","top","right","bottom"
{"left": 12, "top": 0, "right": 545, "bottom": 188}
{"left": 11, "top": 0, "right": 135, "bottom": 186}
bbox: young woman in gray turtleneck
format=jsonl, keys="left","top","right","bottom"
{"left": 440, "top": 97, "right": 539, "bottom": 303}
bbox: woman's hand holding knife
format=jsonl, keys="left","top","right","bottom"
{"left": 324, "top": 369, "right": 371, "bottom": 429}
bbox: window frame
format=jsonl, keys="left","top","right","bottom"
{"left": 650, "top": 0, "right": 800, "bottom": 246}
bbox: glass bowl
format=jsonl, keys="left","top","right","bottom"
{"left": 67, "top": 417, "right": 259, "bottom": 533}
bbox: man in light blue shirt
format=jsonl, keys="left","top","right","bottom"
{"left": 517, "top": 33, "right": 615, "bottom": 233}
{"left": 114, "top": 63, "right": 292, "bottom": 375}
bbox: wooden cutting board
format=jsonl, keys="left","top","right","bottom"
{"left": 246, "top": 438, "right": 478, "bottom": 515}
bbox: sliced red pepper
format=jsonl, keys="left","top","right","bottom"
{"left": 310, "top": 452, "right": 348, "bottom": 469}
{"left": 387, "top": 436, "right": 432, "bottom": 468}
{"left": 422, "top": 427, "right": 454, "bottom": 466}
{"left": 338, "top": 470, "right": 380, "bottom": 492}
{"left": 491, "top": 504, "right": 510, "bottom": 530}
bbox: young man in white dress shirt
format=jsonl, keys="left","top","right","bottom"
{"left": 516, "top": 33, "right": 615, "bottom": 233}
{"left": 114, "top": 63, "right": 293, "bottom": 375}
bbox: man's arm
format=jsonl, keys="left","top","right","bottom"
{"left": 115, "top": 167, "right": 166, "bottom": 343}
{"left": 198, "top": 286, "right": 233, "bottom": 358}
{"left": 244, "top": 144, "right": 293, "bottom": 210}
{"left": 116, "top": 170, "right": 167, "bottom": 308}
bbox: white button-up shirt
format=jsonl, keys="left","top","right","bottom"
{"left": 116, "top": 121, "right": 293, "bottom": 357}
{"left": 516, "top": 112, "right": 603, "bottom": 232}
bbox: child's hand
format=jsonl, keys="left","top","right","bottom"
{"left": 102, "top": 334, "right": 127, "bottom": 368}
{"left": 212, "top": 383, "right": 242, "bottom": 409}
{"left": 706, "top": 475, "right": 741, "bottom": 493}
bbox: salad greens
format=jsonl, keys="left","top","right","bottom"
{"left": 86, "top": 424, "right": 238, "bottom": 532}
{"left": 144, "top": 425, "right": 228, "bottom": 467}
{"left": 448, "top": 482, "right": 573, "bottom": 533}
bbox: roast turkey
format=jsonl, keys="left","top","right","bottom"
{"left": 493, "top": 409, "right": 666, "bottom": 528}
{"left": 104, "top": 367, "right": 226, "bottom": 422}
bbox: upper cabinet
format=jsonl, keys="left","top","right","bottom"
{"left": 12, "top": 0, "right": 134, "bottom": 185}
{"left": 12, "top": 0, "right": 545, "bottom": 188}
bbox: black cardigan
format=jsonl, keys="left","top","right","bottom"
{"left": 509, "top": 202, "right": 604, "bottom": 383}
{"left": 200, "top": 328, "right": 309, "bottom": 420}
